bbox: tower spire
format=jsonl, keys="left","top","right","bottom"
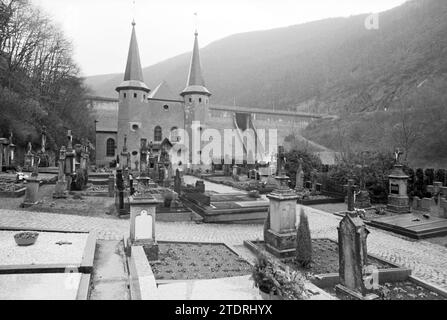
{"left": 181, "top": 25, "right": 211, "bottom": 97}
{"left": 116, "top": 20, "right": 149, "bottom": 93}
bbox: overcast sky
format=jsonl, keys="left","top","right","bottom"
{"left": 32, "top": 0, "right": 408, "bottom": 77}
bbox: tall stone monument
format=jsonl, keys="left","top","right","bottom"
{"left": 387, "top": 149, "right": 410, "bottom": 213}
{"left": 264, "top": 146, "right": 299, "bottom": 258}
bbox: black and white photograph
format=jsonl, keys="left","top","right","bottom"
{"left": 1, "top": 0, "right": 447, "bottom": 307}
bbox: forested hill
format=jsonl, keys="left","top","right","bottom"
{"left": 86, "top": 0, "right": 447, "bottom": 115}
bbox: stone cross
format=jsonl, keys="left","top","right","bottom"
{"left": 41, "top": 126, "right": 47, "bottom": 153}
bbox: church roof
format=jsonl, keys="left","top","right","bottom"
{"left": 149, "top": 81, "right": 182, "bottom": 101}
{"left": 181, "top": 32, "right": 211, "bottom": 97}
{"left": 116, "top": 21, "right": 150, "bottom": 93}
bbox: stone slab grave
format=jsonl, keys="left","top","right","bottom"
{"left": 368, "top": 213, "right": 447, "bottom": 239}
{"left": 0, "top": 228, "right": 96, "bottom": 274}
{"left": 0, "top": 273, "right": 90, "bottom": 300}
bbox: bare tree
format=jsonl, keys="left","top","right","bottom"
{"left": 391, "top": 100, "right": 424, "bottom": 162}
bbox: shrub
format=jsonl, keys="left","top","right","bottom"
{"left": 252, "top": 251, "right": 307, "bottom": 300}
{"left": 296, "top": 208, "right": 312, "bottom": 268}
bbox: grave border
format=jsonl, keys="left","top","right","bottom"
{"left": 0, "top": 226, "right": 97, "bottom": 275}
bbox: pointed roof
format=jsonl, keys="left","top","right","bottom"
{"left": 181, "top": 32, "right": 211, "bottom": 97}
{"left": 149, "top": 81, "right": 182, "bottom": 101}
{"left": 116, "top": 21, "right": 150, "bottom": 93}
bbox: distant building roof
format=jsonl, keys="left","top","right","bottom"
{"left": 149, "top": 81, "right": 182, "bottom": 102}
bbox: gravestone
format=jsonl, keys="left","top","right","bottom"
{"left": 420, "top": 198, "right": 435, "bottom": 212}
{"left": 108, "top": 174, "right": 115, "bottom": 197}
{"left": 65, "top": 130, "right": 75, "bottom": 191}
{"left": 264, "top": 147, "right": 299, "bottom": 258}
{"left": 53, "top": 146, "right": 67, "bottom": 199}
{"left": 346, "top": 179, "right": 356, "bottom": 212}
{"left": 22, "top": 160, "right": 40, "bottom": 208}
{"left": 295, "top": 160, "right": 304, "bottom": 192}
{"left": 386, "top": 153, "right": 410, "bottom": 213}
{"left": 195, "top": 181, "right": 205, "bottom": 194}
{"left": 336, "top": 212, "right": 378, "bottom": 300}
{"left": 115, "top": 169, "right": 128, "bottom": 216}
{"left": 128, "top": 196, "right": 162, "bottom": 261}
{"left": 174, "top": 169, "right": 182, "bottom": 194}
{"left": 354, "top": 190, "right": 371, "bottom": 209}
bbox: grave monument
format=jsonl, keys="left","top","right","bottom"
{"left": 386, "top": 150, "right": 410, "bottom": 213}
{"left": 264, "top": 146, "right": 299, "bottom": 258}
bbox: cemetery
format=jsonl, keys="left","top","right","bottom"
{"left": 1, "top": 127, "right": 447, "bottom": 300}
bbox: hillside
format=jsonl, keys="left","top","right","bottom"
{"left": 85, "top": 0, "right": 447, "bottom": 167}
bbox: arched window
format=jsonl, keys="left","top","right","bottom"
{"left": 154, "top": 126, "right": 162, "bottom": 142}
{"left": 106, "top": 138, "right": 115, "bottom": 157}
{"left": 170, "top": 126, "right": 178, "bottom": 142}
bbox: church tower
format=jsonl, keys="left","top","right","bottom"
{"left": 181, "top": 31, "right": 211, "bottom": 168}
{"left": 116, "top": 21, "right": 150, "bottom": 169}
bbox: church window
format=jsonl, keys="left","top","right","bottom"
{"left": 199, "top": 98, "right": 202, "bottom": 103}
{"left": 170, "top": 127, "right": 179, "bottom": 142}
{"left": 134, "top": 93, "right": 137, "bottom": 98}
{"left": 154, "top": 126, "right": 162, "bottom": 142}
{"left": 132, "top": 124, "right": 139, "bottom": 131}
{"left": 177, "top": 150, "right": 182, "bottom": 157}
{"left": 189, "top": 98, "right": 192, "bottom": 103}
{"left": 123, "top": 93, "right": 127, "bottom": 99}
{"left": 163, "top": 105, "right": 169, "bottom": 111}
{"left": 143, "top": 94, "right": 146, "bottom": 99}
{"left": 106, "top": 138, "right": 115, "bottom": 157}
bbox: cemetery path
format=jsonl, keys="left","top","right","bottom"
{"left": 1, "top": 207, "right": 447, "bottom": 291}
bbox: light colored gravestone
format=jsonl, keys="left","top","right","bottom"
{"left": 336, "top": 212, "right": 378, "bottom": 300}
{"left": 129, "top": 196, "right": 162, "bottom": 261}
